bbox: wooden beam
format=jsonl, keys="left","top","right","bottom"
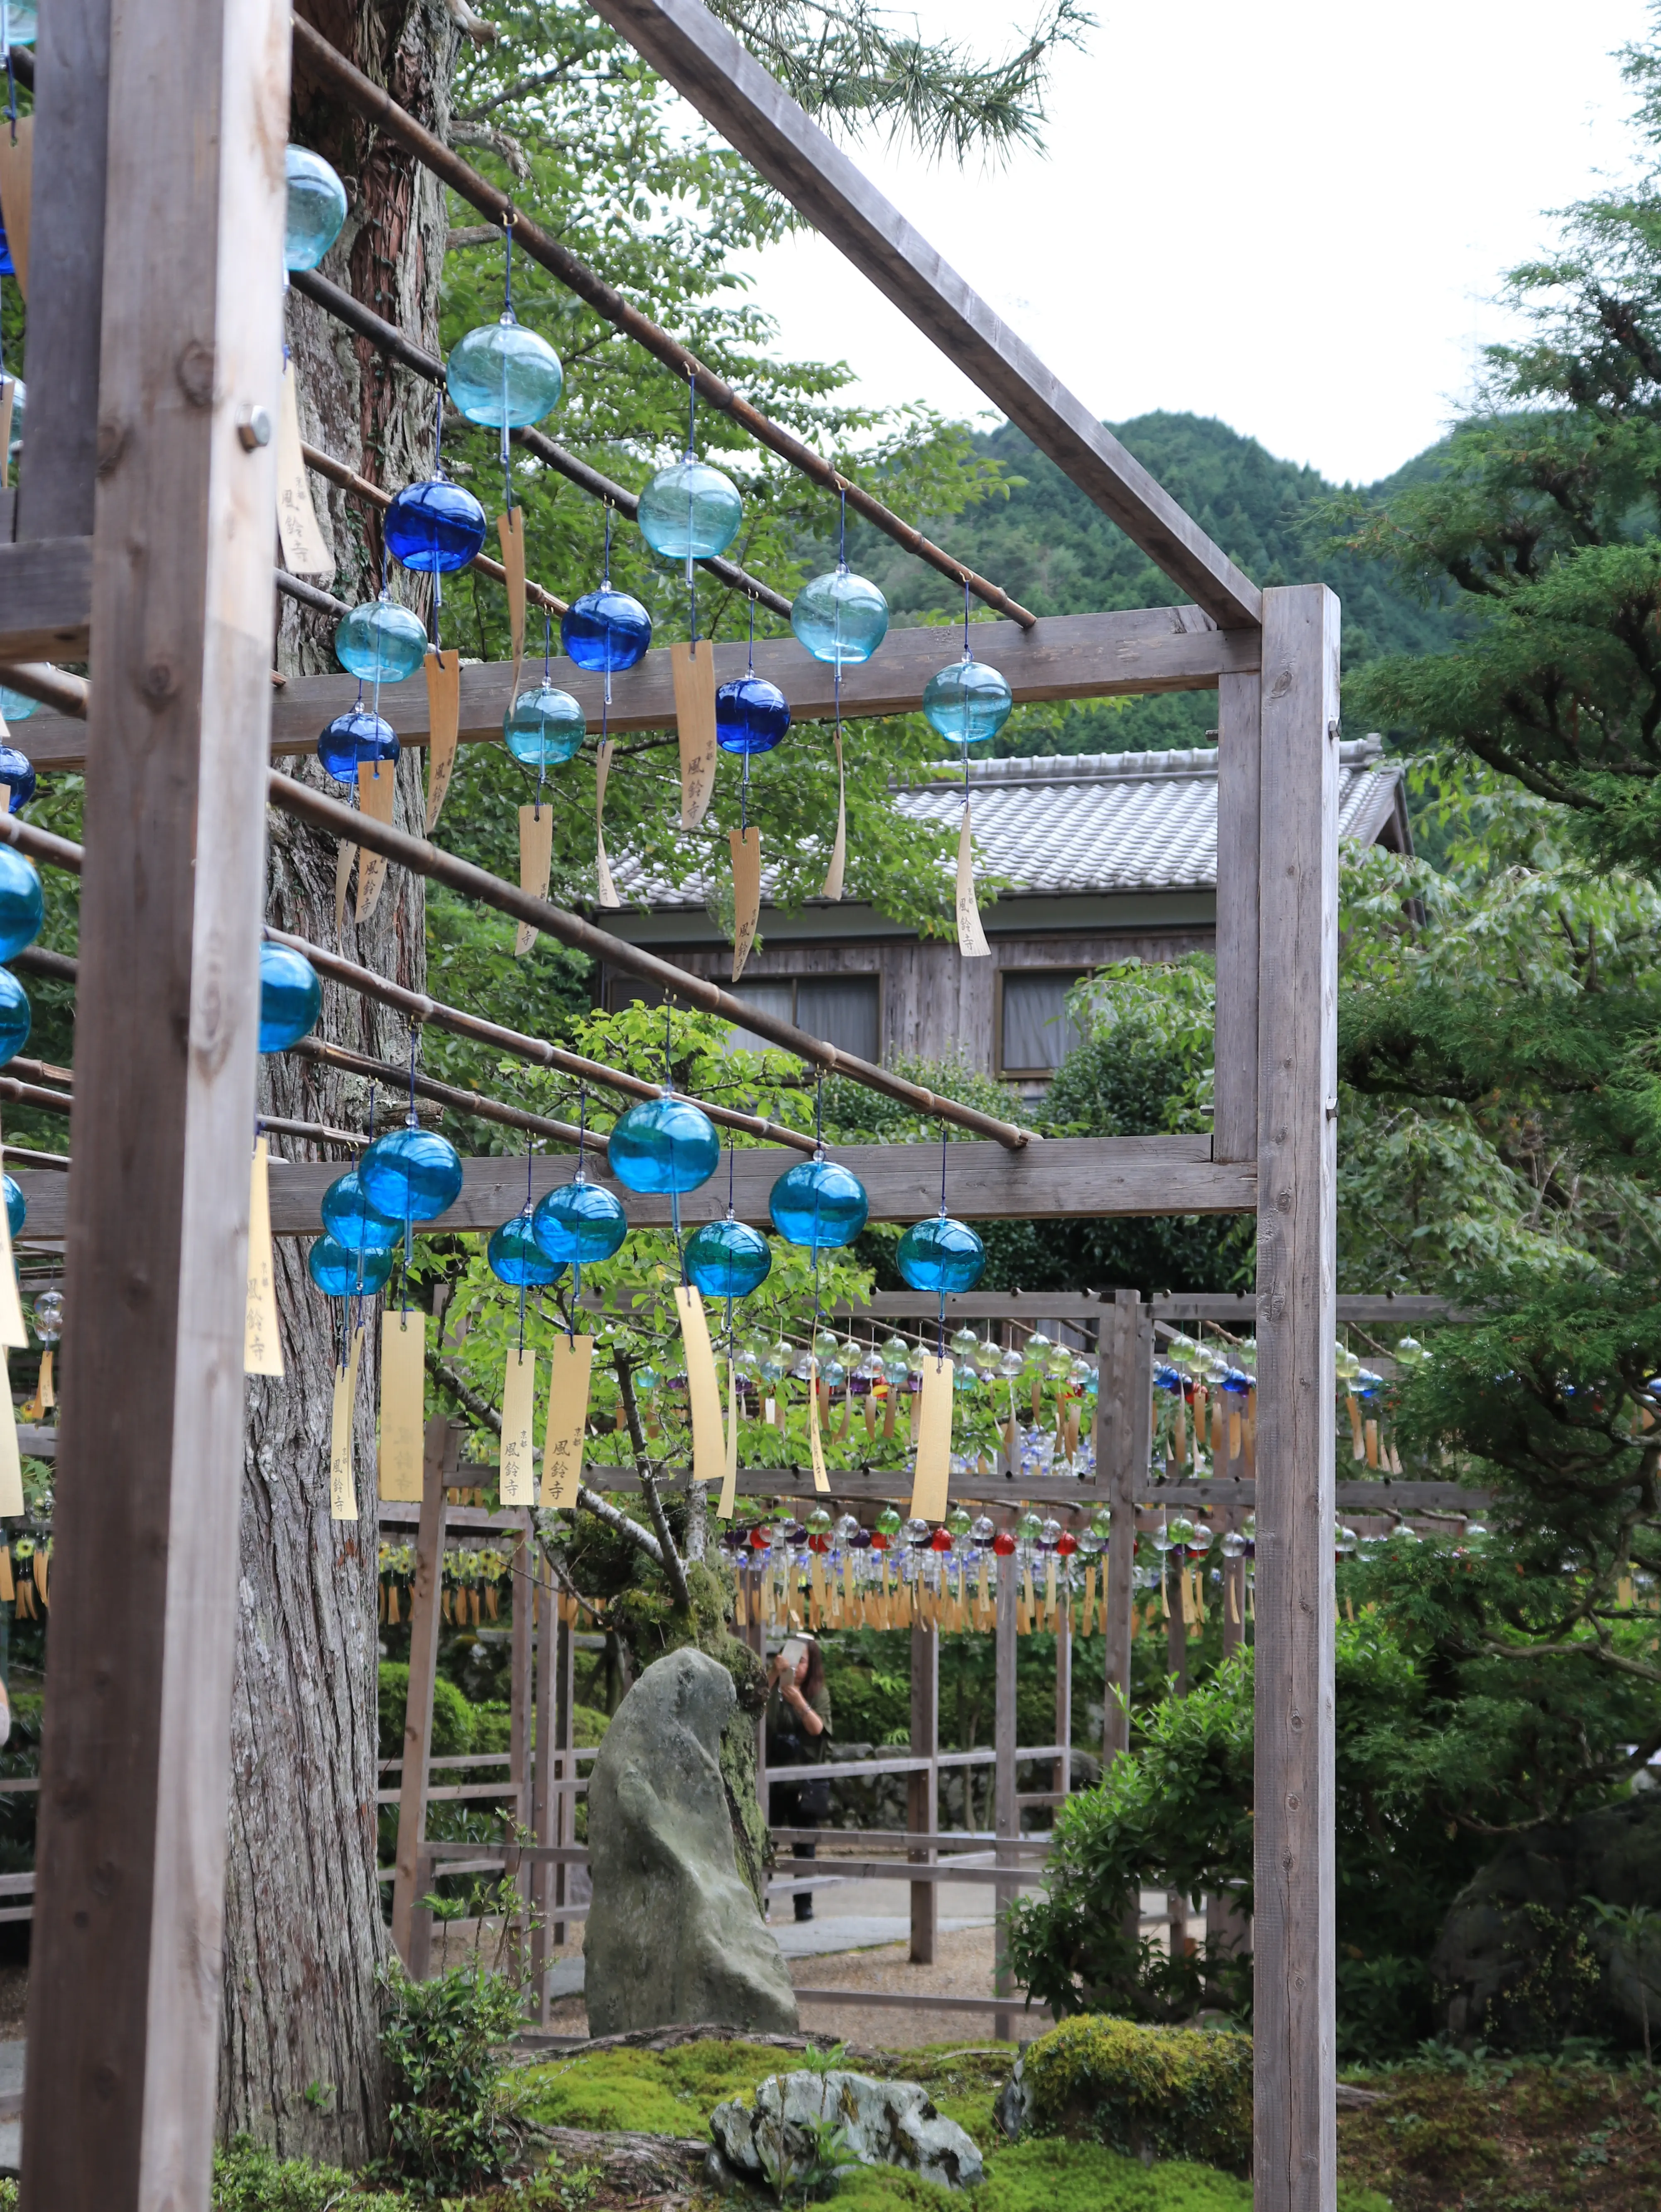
{"left": 13, "top": 0, "right": 109, "bottom": 541}
{"left": 588, "top": 0, "right": 1262, "bottom": 631}
{"left": 21, "top": 0, "right": 290, "bottom": 2203}
{"left": 0, "top": 537, "right": 93, "bottom": 660}
{"left": 832, "top": 1292, "right": 1115, "bottom": 1321}
{"left": 1213, "top": 669, "right": 1261, "bottom": 1163}
{"left": 1098, "top": 1290, "right": 1141, "bottom": 1764}
{"left": 1252, "top": 584, "right": 1342, "bottom": 2212}
{"left": 993, "top": 1562, "right": 1018, "bottom": 2042}
{"left": 1152, "top": 1292, "right": 1459, "bottom": 1324}
{"left": 909, "top": 1621, "right": 938, "bottom": 1965}
{"left": 17, "top": 606, "right": 1260, "bottom": 770}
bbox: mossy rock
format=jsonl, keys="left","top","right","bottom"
{"left": 378, "top": 1660, "right": 472, "bottom": 1759}
{"left": 1017, "top": 2016, "right": 1253, "bottom": 2177}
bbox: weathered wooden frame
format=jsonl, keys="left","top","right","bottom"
{"left": 0, "top": 0, "right": 1343, "bottom": 2199}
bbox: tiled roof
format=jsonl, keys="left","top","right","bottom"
{"left": 612, "top": 738, "right": 1407, "bottom": 909}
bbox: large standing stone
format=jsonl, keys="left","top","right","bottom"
{"left": 583, "top": 1647, "right": 799, "bottom": 2036}
{"left": 710, "top": 2072, "right": 985, "bottom": 2191}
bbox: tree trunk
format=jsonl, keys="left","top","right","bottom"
{"left": 217, "top": 0, "right": 458, "bottom": 2161}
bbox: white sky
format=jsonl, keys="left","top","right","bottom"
{"left": 735, "top": 0, "right": 1648, "bottom": 486}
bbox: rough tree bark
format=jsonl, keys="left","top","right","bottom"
{"left": 217, "top": 0, "right": 460, "bottom": 2161}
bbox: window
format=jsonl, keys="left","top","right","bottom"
{"left": 999, "top": 969, "right": 1086, "bottom": 1076}
{"left": 727, "top": 975, "right": 880, "bottom": 1062}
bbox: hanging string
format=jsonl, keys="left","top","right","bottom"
{"left": 741, "top": 595, "right": 755, "bottom": 833}
{"left": 517, "top": 1135, "right": 533, "bottom": 1355}
{"left": 685, "top": 374, "right": 699, "bottom": 646}
{"left": 664, "top": 1002, "right": 686, "bottom": 1279}
{"left": 601, "top": 504, "right": 615, "bottom": 715}
{"left": 500, "top": 209, "right": 517, "bottom": 513}
{"left": 937, "top": 1115, "right": 949, "bottom": 1366}
{"left": 568, "top": 1083, "right": 586, "bottom": 1337}
{"left": 429, "top": 387, "right": 446, "bottom": 648}
{"left": 535, "top": 606, "right": 551, "bottom": 820}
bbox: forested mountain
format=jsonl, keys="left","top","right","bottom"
{"left": 850, "top": 411, "right": 1462, "bottom": 751}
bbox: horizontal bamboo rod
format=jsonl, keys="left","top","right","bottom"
{"left": 291, "top": 17, "right": 1039, "bottom": 631}
{"left": 286, "top": 1035, "right": 605, "bottom": 1155}
{"left": 0, "top": 814, "right": 84, "bottom": 875}
{"left": 290, "top": 267, "right": 794, "bottom": 621}
{"left": 264, "top": 923, "right": 818, "bottom": 1155}
{"left": 0, "top": 663, "right": 88, "bottom": 718}
{"left": 265, "top": 769, "right": 1036, "bottom": 1147}
{"left": 277, "top": 568, "right": 352, "bottom": 622}
{"left": 300, "top": 441, "right": 568, "bottom": 616}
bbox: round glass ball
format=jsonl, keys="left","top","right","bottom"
{"left": 769, "top": 1157, "right": 869, "bottom": 1250}
{"left": 561, "top": 586, "right": 652, "bottom": 674}
{"left": 320, "top": 1169, "right": 402, "bottom": 1254}
{"left": 385, "top": 477, "right": 488, "bottom": 575}
{"left": 0, "top": 746, "right": 35, "bottom": 812}
{"left": 0, "top": 686, "right": 37, "bottom": 724}
{"left": 921, "top": 656, "right": 1014, "bottom": 746}
{"left": 532, "top": 1178, "right": 628, "bottom": 1265}
{"left": 489, "top": 1209, "right": 565, "bottom": 1287}
{"left": 715, "top": 674, "right": 790, "bottom": 756}
{"left": 2, "top": 1173, "right": 22, "bottom": 1239}
{"left": 32, "top": 1288, "right": 62, "bottom": 1343}
{"left": 637, "top": 459, "right": 743, "bottom": 562}
{"left": 790, "top": 566, "right": 889, "bottom": 666}
{"left": 446, "top": 315, "right": 564, "bottom": 428}
{"left": 684, "top": 1217, "right": 772, "bottom": 1299}
{"left": 284, "top": 145, "right": 348, "bottom": 273}
{"left": 4, "top": 5, "right": 35, "bottom": 46}
{"left": 606, "top": 1096, "right": 720, "bottom": 1196}
{"left": 317, "top": 707, "right": 398, "bottom": 786}
{"left": 504, "top": 683, "right": 584, "bottom": 768}
{"left": 307, "top": 1235, "right": 394, "bottom": 1297}
{"left": 0, "top": 847, "right": 43, "bottom": 962}
{"left": 258, "top": 942, "right": 321, "bottom": 1054}
{"left": 335, "top": 598, "right": 427, "bottom": 685}
{"left": 360, "top": 1123, "right": 464, "bottom": 1224}
{"left": 897, "top": 1214, "right": 985, "bottom": 1294}
{"left": 0, "top": 966, "right": 29, "bottom": 1068}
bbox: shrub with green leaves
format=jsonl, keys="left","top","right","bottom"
{"left": 1017, "top": 2016, "right": 1253, "bottom": 2176}
{"left": 380, "top": 1964, "right": 525, "bottom": 2192}
{"left": 377, "top": 1661, "right": 473, "bottom": 1762}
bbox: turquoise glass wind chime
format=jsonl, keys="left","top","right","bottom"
{"left": 922, "top": 582, "right": 1014, "bottom": 957}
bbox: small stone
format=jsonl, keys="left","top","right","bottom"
{"left": 709, "top": 2071, "right": 984, "bottom": 2192}
{"left": 583, "top": 1647, "right": 798, "bottom": 2037}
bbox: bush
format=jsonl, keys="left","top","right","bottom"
{"left": 471, "top": 1700, "right": 512, "bottom": 1755}
{"left": 377, "top": 1661, "right": 472, "bottom": 1760}
{"left": 1017, "top": 2016, "right": 1253, "bottom": 2177}
{"left": 211, "top": 2135, "right": 404, "bottom": 2210}
{"left": 380, "top": 1963, "right": 524, "bottom": 2192}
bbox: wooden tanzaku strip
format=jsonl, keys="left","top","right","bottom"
{"left": 285, "top": 1035, "right": 608, "bottom": 1155}
{"left": 277, "top": 567, "right": 353, "bottom": 623}
{"left": 267, "top": 768, "right": 1038, "bottom": 1148}
{"left": 291, "top": 266, "right": 794, "bottom": 622}
{"left": 264, "top": 922, "right": 820, "bottom": 1155}
{"left": 290, "top": 16, "right": 1038, "bottom": 633}
{"left": 590, "top": 0, "right": 1259, "bottom": 635}
{"left": 301, "top": 440, "right": 569, "bottom": 617}
{"left": 0, "top": 663, "right": 88, "bottom": 718}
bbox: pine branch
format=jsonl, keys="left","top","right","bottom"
{"left": 614, "top": 1349, "right": 692, "bottom": 1612}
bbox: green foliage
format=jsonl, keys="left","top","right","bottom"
{"left": 1016, "top": 2015, "right": 1254, "bottom": 2177}
{"left": 377, "top": 1663, "right": 474, "bottom": 1762}
{"left": 831, "top": 2141, "right": 1260, "bottom": 2212}
{"left": 512, "top": 2035, "right": 802, "bottom": 2134}
{"left": 378, "top": 1965, "right": 525, "bottom": 2193}
{"left": 211, "top": 2136, "right": 404, "bottom": 2210}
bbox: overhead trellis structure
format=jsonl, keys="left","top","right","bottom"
{"left": 0, "top": 4, "right": 1338, "bottom": 2209}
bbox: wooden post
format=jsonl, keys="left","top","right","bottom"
{"left": 509, "top": 1510, "right": 534, "bottom": 1934}
{"left": 908, "top": 1618, "right": 938, "bottom": 1964}
{"left": 20, "top": 4, "right": 289, "bottom": 2204}
{"left": 1222, "top": 1502, "right": 1247, "bottom": 1660}
{"left": 528, "top": 1573, "right": 556, "bottom": 2023}
{"left": 391, "top": 1415, "right": 457, "bottom": 1965}
{"left": 1213, "top": 668, "right": 1263, "bottom": 1164}
{"left": 1253, "top": 584, "right": 1340, "bottom": 2212}
{"left": 1165, "top": 1547, "right": 1188, "bottom": 1693}
{"left": 1053, "top": 1593, "right": 1072, "bottom": 1806}
{"left": 1099, "top": 1290, "right": 1147, "bottom": 1761}
{"left": 551, "top": 1610, "right": 576, "bottom": 1947}
{"left": 992, "top": 1554, "right": 1017, "bottom": 2041}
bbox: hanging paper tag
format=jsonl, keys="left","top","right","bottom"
{"left": 955, "top": 805, "right": 990, "bottom": 958}
{"left": 730, "top": 825, "right": 762, "bottom": 982}
{"left": 378, "top": 1309, "right": 426, "bottom": 1500}
{"left": 0, "top": 382, "right": 12, "bottom": 496}
{"left": 243, "top": 1137, "right": 284, "bottom": 1376}
{"left": 275, "top": 358, "right": 334, "bottom": 580}
{"left": 807, "top": 1363, "right": 830, "bottom": 1493}
{"left": 594, "top": 737, "right": 621, "bottom": 908}
{"left": 515, "top": 800, "right": 555, "bottom": 957}
{"left": 0, "top": 1358, "right": 21, "bottom": 1519}
{"left": 356, "top": 759, "right": 397, "bottom": 922}
{"left": 0, "top": 117, "right": 33, "bottom": 299}
{"left": 821, "top": 728, "right": 846, "bottom": 900}
{"left": 335, "top": 839, "right": 355, "bottom": 938}
{"left": 500, "top": 1346, "right": 537, "bottom": 1506}
{"left": 718, "top": 1357, "right": 739, "bottom": 1520}
{"left": 423, "top": 647, "right": 461, "bottom": 831}
{"left": 670, "top": 641, "right": 718, "bottom": 829}
{"left": 329, "top": 1324, "right": 366, "bottom": 1522}
{"left": 542, "top": 1334, "right": 595, "bottom": 1507}
{"left": 673, "top": 1285, "right": 724, "bottom": 1487}
{"left": 0, "top": 1179, "right": 27, "bottom": 1353}
{"left": 910, "top": 1356, "right": 953, "bottom": 1523}
{"left": 37, "top": 1347, "right": 52, "bottom": 1412}
{"left": 497, "top": 509, "right": 527, "bottom": 685}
